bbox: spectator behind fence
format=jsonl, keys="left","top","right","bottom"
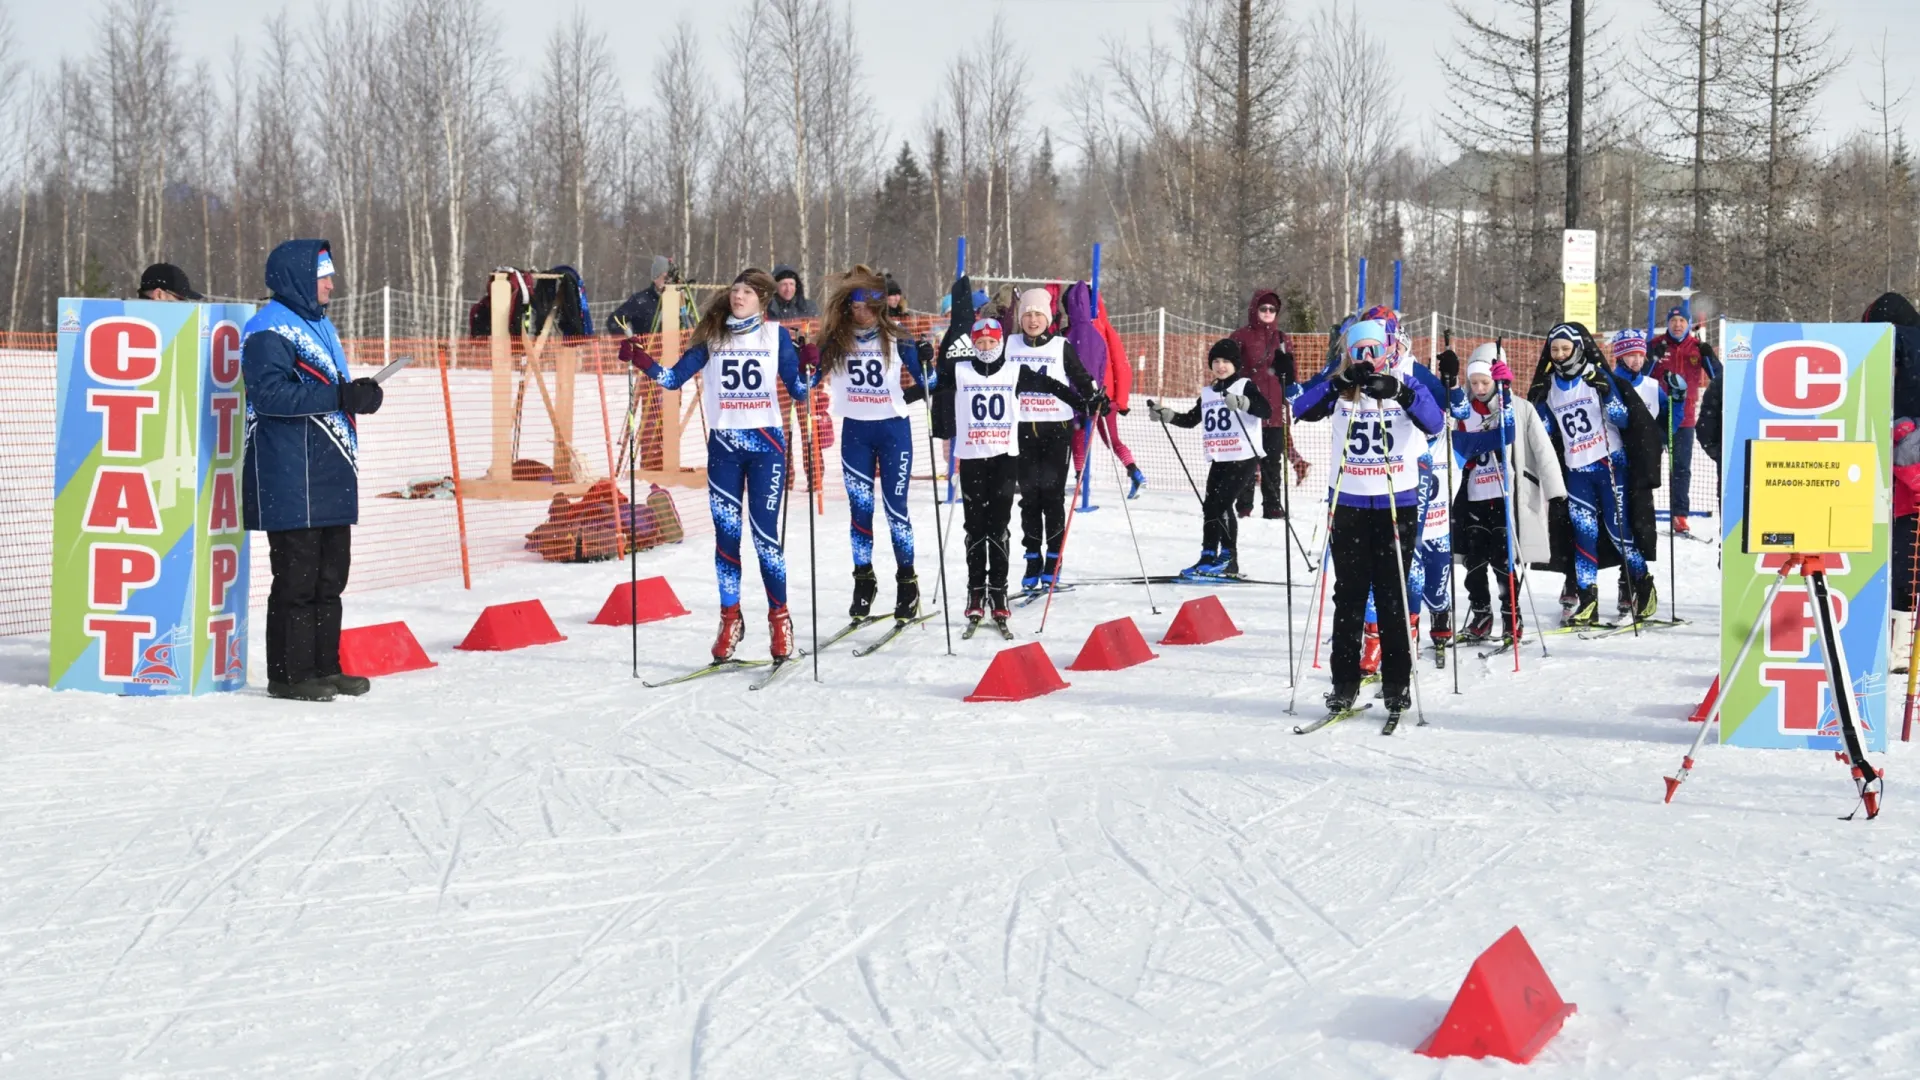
{"left": 241, "top": 239, "right": 385, "bottom": 703}
{"left": 137, "top": 262, "right": 203, "bottom": 301}
{"left": 608, "top": 255, "right": 684, "bottom": 336}
{"left": 1647, "top": 306, "right": 1720, "bottom": 537}
{"left": 884, "top": 275, "right": 911, "bottom": 318}
{"left": 768, "top": 264, "right": 820, "bottom": 320}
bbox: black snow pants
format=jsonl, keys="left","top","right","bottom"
{"left": 1018, "top": 421, "right": 1074, "bottom": 559}
{"left": 962, "top": 455, "right": 1019, "bottom": 597}
{"left": 266, "top": 525, "right": 353, "bottom": 685}
{"left": 1330, "top": 503, "right": 1418, "bottom": 689}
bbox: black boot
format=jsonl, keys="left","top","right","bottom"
{"left": 1324, "top": 681, "right": 1361, "bottom": 712}
{"left": 269, "top": 678, "right": 337, "bottom": 702}
{"left": 1462, "top": 606, "right": 1494, "bottom": 642}
{"left": 1616, "top": 574, "right": 1635, "bottom": 618}
{"left": 894, "top": 567, "right": 921, "bottom": 621}
{"left": 1568, "top": 585, "right": 1601, "bottom": 626}
{"left": 1382, "top": 684, "right": 1413, "bottom": 714}
{"left": 850, "top": 564, "right": 878, "bottom": 619}
{"left": 965, "top": 586, "right": 987, "bottom": 621}
{"left": 326, "top": 673, "right": 371, "bottom": 696}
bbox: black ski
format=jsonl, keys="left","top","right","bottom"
{"left": 1381, "top": 709, "right": 1404, "bottom": 735}
{"left": 748, "top": 650, "right": 809, "bottom": 691}
{"left": 1014, "top": 584, "right": 1074, "bottom": 608}
{"left": 852, "top": 611, "right": 940, "bottom": 657}
{"left": 642, "top": 657, "right": 770, "bottom": 688}
{"left": 1294, "top": 702, "right": 1374, "bottom": 734}
{"left": 1477, "top": 636, "right": 1526, "bottom": 660}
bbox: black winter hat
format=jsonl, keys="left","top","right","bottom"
{"left": 1207, "top": 338, "right": 1242, "bottom": 371}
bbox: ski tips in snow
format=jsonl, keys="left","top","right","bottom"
{"left": 1294, "top": 702, "right": 1372, "bottom": 735}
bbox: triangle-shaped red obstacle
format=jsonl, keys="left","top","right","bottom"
{"left": 1068, "top": 617, "right": 1158, "bottom": 671}
{"left": 455, "top": 600, "right": 568, "bottom": 652}
{"left": 1158, "top": 595, "right": 1242, "bottom": 645}
{"left": 965, "top": 642, "right": 1070, "bottom": 702}
{"left": 1689, "top": 675, "right": 1719, "bottom": 722}
{"left": 590, "top": 576, "right": 690, "bottom": 626}
{"left": 1417, "top": 926, "right": 1576, "bottom": 1064}
{"left": 338, "top": 621, "right": 436, "bottom": 677}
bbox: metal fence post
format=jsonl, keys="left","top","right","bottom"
{"left": 1156, "top": 306, "right": 1166, "bottom": 395}
{"left": 382, "top": 285, "right": 392, "bottom": 366}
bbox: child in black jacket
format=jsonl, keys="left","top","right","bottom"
{"left": 1147, "top": 339, "right": 1272, "bottom": 578}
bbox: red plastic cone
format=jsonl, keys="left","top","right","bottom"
{"left": 456, "top": 600, "right": 568, "bottom": 652}
{"left": 1158, "top": 595, "right": 1242, "bottom": 645}
{"left": 1689, "top": 676, "right": 1719, "bottom": 722}
{"left": 338, "top": 621, "right": 436, "bottom": 677}
{"left": 1068, "top": 617, "right": 1158, "bottom": 671}
{"left": 965, "top": 642, "right": 1070, "bottom": 702}
{"left": 590, "top": 576, "right": 690, "bottom": 626}
{"left": 1417, "top": 927, "right": 1576, "bottom": 1064}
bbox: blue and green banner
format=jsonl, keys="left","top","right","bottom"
{"left": 1718, "top": 323, "right": 1893, "bottom": 750}
{"left": 50, "top": 299, "right": 254, "bottom": 694}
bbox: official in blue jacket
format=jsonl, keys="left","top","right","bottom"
{"left": 241, "top": 239, "right": 384, "bottom": 702}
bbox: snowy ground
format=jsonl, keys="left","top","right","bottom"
{"left": 3, "top": 472, "right": 1918, "bottom": 1079}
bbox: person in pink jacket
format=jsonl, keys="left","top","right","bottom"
{"left": 1893, "top": 418, "right": 1920, "bottom": 672}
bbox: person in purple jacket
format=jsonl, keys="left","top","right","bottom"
{"left": 1292, "top": 318, "right": 1444, "bottom": 719}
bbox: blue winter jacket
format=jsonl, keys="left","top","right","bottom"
{"left": 241, "top": 239, "right": 360, "bottom": 532}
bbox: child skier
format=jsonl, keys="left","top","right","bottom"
{"left": 933, "top": 279, "right": 1086, "bottom": 636}
{"left": 1449, "top": 348, "right": 1523, "bottom": 643}
{"left": 1530, "top": 324, "right": 1658, "bottom": 627}
{"left": 1007, "top": 288, "right": 1102, "bottom": 591}
{"left": 1293, "top": 319, "right": 1444, "bottom": 722}
{"left": 625, "top": 268, "right": 814, "bottom": 662}
{"left": 818, "top": 265, "right": 931, "bottom": 625}
{"left": 1145, "top": 338, "right": 1272, "bottom": 577}
{"left": 1609, "top": 329, "right": 1669, "bottom": 617}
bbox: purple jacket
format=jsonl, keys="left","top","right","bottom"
{"left": 1062, "top": 282, "right": 1107, "bottom": 388}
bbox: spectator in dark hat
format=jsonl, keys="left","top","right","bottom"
{"left": 138, "top": 263, "right": 203, "bottom": 301}
{"left": 884, "top": 275, "right": 911, "bottom": 318}
{"left": 608, "top": 255, "right": 681, "bottom": 336}
{"left": 767, "top": 264, "right": 819, "bottom": 320}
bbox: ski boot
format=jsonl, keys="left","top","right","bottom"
{"left": 1216, "top": 549, "right": 1241, "bottom": 578}
{"left": 1324, "top": 681, "right": 1362, "bottom": 714}
{"left": 1181, "top": 549, "right": 1219, "bottom": 578}
{"left": 768, "top": 605, "right": 796, "bottom": 661}
{"left": 1040, "top": 554, "right": 1060, "bottom": 589}
{"left": 894, "top": 567, "right": 921, "bottom": 621}
{"left": 1430, "top": 610, "right": 1453, "bottom": 668}
{"left": 325, "top": 673, "right": 372, "bottom": 696}
{"left": 1126, "top": 464, "right": 1147, "bottom": 499}
{"left": 1022, "top": 554, "right": 1044, "bottom": 591}
{"left": 268, "top": 678, "right": 337, "bottom": 702}
{"left": 1633, "top": 574, "right": 1660, "bottom": 620}
{"left": 1567, "top": 586, "right": 1601, "bottom": 627}
{"left": 1559, "top": 582, "right": 1578, "bottom": 622}
{"left": 1501, "top": 609, "right": 1525, "bottom": 648}
{"left": 1360, "top": 622, "right": 1382, "bottom": 676}
{"left": 1262, "top": 506, "right": 1286, "bottom": 520}
{"left": 712, "top": 603, "right": 745, "bottom": 661}
{"left": 1616, "top": 574, "right": 1635, "bottom": 619}
{"left": 850, "top": 564, "right": 879, "bottom": 619}
{"left": 1460, "top": 606, "right": 1494, "bottom": 645}
{"left": 1381, "top": 684, "right": 1413, "bottom": 733}
{"left": 989, "top": 588, "right": 1013, "bottom": 636}
{"left": 964, "top": 587, "right": 987, "bottom": 623}
{"left": 1673, "top": 514, "right": 1691, "bottom": 536}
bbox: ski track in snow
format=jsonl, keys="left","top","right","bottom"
{"left": 5, "top": 490, "right": 1920, "bottom": 1078}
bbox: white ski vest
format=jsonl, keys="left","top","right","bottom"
{"left": 1625, "top": 373, "right": 1662, "bottom": 422}
{"left": 1545, "top": 376, "right": 1623, "bottom": 469}
{"left": 953, "top": 360, "right": 1021, "bottom": 460}
{"left": 702, "top": 322, "right": 785, "bottom": 430}
{"left": 1460, "top": 399, "right": 1508, "bottom": 503}
{"left": 1199, "top": 378, "right": 1260, "bottom": 462}
{"left": 829, "top": 336, "right": 910, "bottom": 420}
{"left": 1330, "top": 393, "right": 1421, "bottom": 498}
{"left": 1006, "top": 334, "right": 1074, "bottom": 423}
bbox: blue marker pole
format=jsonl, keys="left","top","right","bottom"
{"left": 947, "top": 234, "right": 967, "bottom": 504}
{"left": 1646, "top": 264, "right": 1660, "bottom": 338}
{"left": 1357, "top": 257, "right": 1369, "bottom": 310}
{"left": 1682, "top": 264, "right": 1693, "bottom": 323}
{"left": 1392, "top": 260, "right": 1403, "bottom": 311}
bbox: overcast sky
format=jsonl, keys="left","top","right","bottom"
{"left": 17, "top": 0, "right": 1918, "bottom": 156}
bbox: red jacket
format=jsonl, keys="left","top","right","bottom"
{"left": 1228, "top": 289, "right": 1293, "bottom": 430}
{"left": 1649, "top": 330, "right": 1720, "bottom": 428}
{"left": 1093, "top": 295, "right": 1132, "bottom": 411}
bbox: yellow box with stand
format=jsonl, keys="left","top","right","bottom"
{"left": 1741, "top": 439, "right": 1878, "bottom": 554}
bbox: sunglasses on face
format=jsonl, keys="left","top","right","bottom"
{"left": 1258, "top": 305, "right": 1278, "bottom": 314}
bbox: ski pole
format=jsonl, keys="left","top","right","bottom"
{"left": 1156, "top": 409, "right": 1207, "bottom": 506}
{"left": 1668, "top": 388, "right": 1680, "bottom": 624}
{"left": 1666, "top": 563, "right": 1792, "bottom": 802}
{"left": 923, "top": 360, "right": 955, "bottom": 656}
{"left": 1445, "top": 425, "right": 1461, "bottom": 693}
{"left": 1380, "top": 388, "right": 1429, "bottom": 728}
{"left": 797, "top": 396, "right": 821, "bottom": 682}
{"left": 1228, "top": 404, "right": 1292, "bottom": 684}
{"left": 1289, "top": 397, "right": 1361, "bottom": 715}
{"left": 1599, "top": 427, "right": 1643, "bottom": 638}
{"left": 1038, "top": 417, "right": 1090, "bottom": 635}
{"left": 1231, "top": 405, "right": 1317, "bottom": 572}
{"left": 1495, "top": 360, "right": 1525, "bottom": 670}
{"left": 628, "top": 359, "right": 639, "bottom": 679}
{"left": 1104, "top": 415, "right": 1159, "bottom": 616}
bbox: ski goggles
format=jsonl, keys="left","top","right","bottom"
{"left": 850, "top": 288, "right": 885, "bottom": 304}
{"left": 1346, "top": 342, "right": 1385, "bottom": 364}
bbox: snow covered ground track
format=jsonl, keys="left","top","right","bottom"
{"left": 3, "top": 491, "right": 1918, "bottom": 1077}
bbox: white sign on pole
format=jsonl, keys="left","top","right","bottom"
{"left": 1562, "top": 229, "right": 1597, "bottom": 284}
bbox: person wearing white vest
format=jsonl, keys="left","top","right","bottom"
{"left": 1292, "top": 319, "right": 1444, "bottom": 717}
{"left": 932, "top": 278, "right": 1087, "bottom": 632}
{"left": 1146, "top": 338, "right": 1271, "bottom": 578}
{"left": 1609, "top": 329, "right": 1671, "bottom": 618}
{"left": 819, "top": 265, "right": 932, "bottom": 624}
{"left": 1530, "top": 323, "right": 1656, "bottom": 626}
{"left": 624, "top": 268, "right": 815, "bottom": 662}
{"left": 1008, "top": 288, "right": 1103, "bottom": 590}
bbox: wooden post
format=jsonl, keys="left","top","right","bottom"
{"left": 553, "top": 345, "right": 577, "bottom": 483}
{"left": 487, "top": 272, "right": 512, "bottom": 482}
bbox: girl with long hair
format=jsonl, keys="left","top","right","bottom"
{"left": 623, "top": 268, "right": 815, "bottom": 662}
{"left": 818, "top": 265, "right": 932, "bottom": 623}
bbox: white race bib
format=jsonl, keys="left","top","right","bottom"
{"left": 1331, "top": 396, "right": 1421, "bottom": 497}
{"left": 701, "top": 322, "right": 784, "bottom": 430}
{"left": 830, "top": 338, "right": 908, "bottom": 420}
{"left": 1461, "top": 402, "right": 1507, "bottom": 502}
{"left": 953, "top": 361, "right": 1021, "bottom": 460}
{"left": 1006, "top": 334, "right": 1074, "bottom": 423}
{"left": 1199, "top": 378, "right": 1259, "bottom": 462}
{"left": 1421, "top": 464, "right": 1450, "bottom": 540}
{"left": 1546, "top": 378, "right": 1622, "bottom": 469}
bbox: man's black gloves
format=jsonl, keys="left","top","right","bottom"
{"left": 1436, "top": 348, "right": 1460, "bottom": 388}
{"left": 339, "top": 377, "right": 384, "bottom": 415}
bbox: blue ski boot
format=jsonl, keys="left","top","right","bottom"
{"left": 1180, "top": 549, "right": 1218, "bottom": 578}
{"left": 1022, "top": 554, "right": 1044, "bottom": 592}
{"left": 1126, "top": 464, "right": 1147, "bottom": 499}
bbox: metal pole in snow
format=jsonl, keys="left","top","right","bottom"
{"left": 1393, "top": 260, "right": 1403, "bottom": 312}
{"left": 1647, "top": 264, "right": 1659, "bottom": 338}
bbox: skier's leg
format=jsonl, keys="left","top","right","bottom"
{"left": 879, "top": 417, "right": 916, "bottom": 569}
{"left": 841, "top": 419, "right": 878, "bottom": 569}
{"left": 1564, "top": 467, "right": 1603, "bottom": 590}
{"left": 1328, "top": 504, "right": 1370, "bottom": 684}
{"left": 745, "top": 450, "right": 790, "bottom": 608}
{"left": 707, "top": 449, "right": 749, "bottom": 608}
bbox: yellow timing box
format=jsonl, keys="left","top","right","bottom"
{"left": 1742, "top": 439, "right": 1878, "bottom": 554}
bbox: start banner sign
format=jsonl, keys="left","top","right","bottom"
{"left": 1719, "top": 323, "right": 1893, "bottom": 751}
{"left": 49, "top": 299, "right": 255, "bottom": 695}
